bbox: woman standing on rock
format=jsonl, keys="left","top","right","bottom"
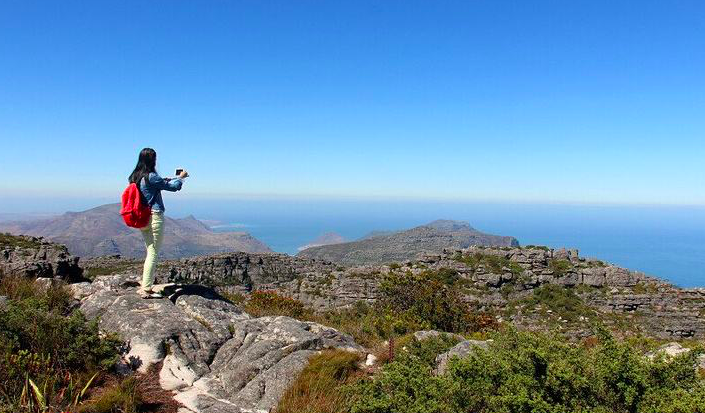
{"left": 128, "top": 148, "right": 188, "bottom": 298}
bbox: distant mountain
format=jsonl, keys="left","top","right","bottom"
{"left": 297, "top": 232, "right": 347, "bottom": 252}
{"left": 297, "top": 219, "right": 519, "bottom": 265}
{"left": 0, "top": 203, "right": 271, "bottom": 258}
{"left": 358, "top": 230, "right": 396, "bottom": 240}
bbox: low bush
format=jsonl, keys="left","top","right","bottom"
{"left": 404, "top": 334, "right": 461, "bottom": 368}
{"left": 549, "top": 258, "right": 573, "bottom": 276}
{"left": 243, "top": 290, "right": 314, "bottom": 319}
{"left": 377, "top": 269, "right": 495, "bottom": 335}
{"left": 349, "top": 327, "right": 705, "bottom": 413}
{"left": 0, "top": 275, "right": 121, "bottom": 412}
{"left": 520, "top": 283, "right": 593, "bottom": 322}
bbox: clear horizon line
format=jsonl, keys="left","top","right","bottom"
{"left": 2, "top": 190, "right": 705, "bottom": 212}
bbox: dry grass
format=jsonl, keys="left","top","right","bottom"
{"left": 0, "top": 274, "right": 73, "bottom": 312}
{"left": 275, "top": 350, "right": 363, "bottom": 413}
{"left": 79, "top": 363, "right": 181, "bottom": 413}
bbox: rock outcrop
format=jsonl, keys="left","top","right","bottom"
{"left": 0, "top": 235, "right": 83, "bottom": 281}
{"left": 70, "top": 273, "right": 362, "bottom": 413}
{"left": 159, "top": 252, "right": 380, "bottom": 310}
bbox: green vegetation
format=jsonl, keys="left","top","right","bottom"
{"left": 376, "top": 269, "right": 494, "bottom": 335}
{"left": 275, "top": 350, "right": 362, "bottom": 413}
{"left": 583, "top": 259, "right": 608, "bottom": 268}
{"left": 0, "top": 275, "right": 121, "bottom": 412}
{"left": 518, "top": 284, "right": 594, "bottom": 322}
{"left": 0, "top": 233, "right": 43, "bottom": 249}
{"left": 0, "top": 275, "right": 180, "bottom": 412}
{"left": 347, "top": 327, "right": 705, "bottom": 413}
{"left": 549, "top": 259, "right": 573, "bottom": 276}
{"left": 403, "top": 333, "right": 461, "bottom": 367}
{"left": 454, "top": 252, "right": 524, "bottom": 276}
{"left": 632, "top": 282, "right": 660, "bottom": 295}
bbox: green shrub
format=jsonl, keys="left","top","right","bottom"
{"left": 405, "top": 334, "right": 461, "bottom": 368}
{"left": 377, "top": 270, "right": 489, "bottom": 335}
{"left": 549, "top": 259, "right": 573, "bottom": 276}
{"left": 520, "top": 284, "right": 593, "bottom": 322}
{"left": 314, "top": 301, "right": 394, "bottom": 347}
{"left": 0, "top": 276, "right": 121, "bottom": 411}
{"left": 349, "top": 327, "right": 705, "bottom": 413}
{"left": 525, "top": 245, "right": 551, "bottom": 251}
{"left": 83, "top": 264, "right": 135, "bottom": 280}
{"left": 350, "top": 355, "right": 451, "bottom": 413}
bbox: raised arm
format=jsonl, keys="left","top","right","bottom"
{"left": 148, "top": 173, "right": 183, "bottom": 192}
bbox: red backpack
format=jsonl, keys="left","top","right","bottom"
{"left": 120, "top": 182, "right": 151, "bottom": 228}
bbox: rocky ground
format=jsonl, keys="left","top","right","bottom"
{"left": 127, "top": 245, "right": 705, "bottom": 340}
{"left": 69, "top": 273, "right": 362, "bottom": 413}
{"left": 6, "top": 234, "right": 705, "bottom": 340}
{"left": 3, "top": 234, "right": 705, "bottom": 412}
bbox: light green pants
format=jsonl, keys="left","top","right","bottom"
{"left": 140, "top": 211, "right": 164, "bottom": 291}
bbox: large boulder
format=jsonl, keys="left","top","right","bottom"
{"left": 73, "top": 273, "right": 362, "bottom": 413}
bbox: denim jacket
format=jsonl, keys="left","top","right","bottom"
{"left": 139, "top": 172, "right": 183, "bottom": 212}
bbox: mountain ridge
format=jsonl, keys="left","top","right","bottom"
{"left": 297, "top": 219, "right": 519, "bottom": 265}
{"left": 0, "top": 203, "right": 271, "bottom": 258}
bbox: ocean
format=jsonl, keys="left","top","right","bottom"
{"left": 164, "top": 199, "right": 705, "bottom": 288}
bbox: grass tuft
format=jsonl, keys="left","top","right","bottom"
{"left": 275, "top": 350, "right": 362, "bottom": 413}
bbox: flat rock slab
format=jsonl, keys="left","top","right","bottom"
{"left": 74, "top": 273, "right": 362, "bottom": 413}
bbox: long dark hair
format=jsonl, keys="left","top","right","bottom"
{"left": 129, "top": 148, "right": 157, "bottom": 186}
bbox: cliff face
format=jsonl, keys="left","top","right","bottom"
{"left": 296, "top": 219, "right": 519, "bottom": 265}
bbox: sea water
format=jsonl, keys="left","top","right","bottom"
{"left": 166, "top": 199, "right": 705, "bottom": 288}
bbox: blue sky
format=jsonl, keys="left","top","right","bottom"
{"left": 1, "top": 0, "right": 704, "bottom": 208}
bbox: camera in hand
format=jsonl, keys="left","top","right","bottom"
{"left": 175, "top": 168, "right": 183, "bottom": 176}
